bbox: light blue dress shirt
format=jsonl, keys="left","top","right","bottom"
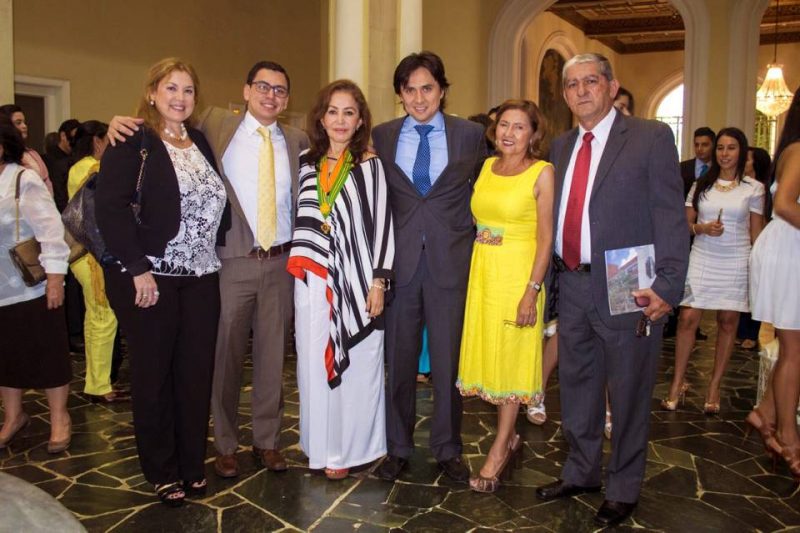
{"left": 395, "top": 112, "right": 448, "bottom": 186}
{"left": 694, "top": 158, "right": 710, "bottom": 179}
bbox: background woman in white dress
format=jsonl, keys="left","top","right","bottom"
{"left": 663, "top": 127, "right": 765, "bottom": 415}
{"left": 287, "top": 80, "right": 394, "bottom": 481}
{"left": 747, "top": 88, "right": 800, "bottom": 481}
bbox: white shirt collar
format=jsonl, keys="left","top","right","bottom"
{"left": 578, "top": 106, "right": 617, "bottom": 145}
{"left": 243, "top": 111, "right": 282, "bottom": 138}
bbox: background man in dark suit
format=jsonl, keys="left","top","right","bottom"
{"left": 680, "top": 126, "right": 716, "bottom": 197}
{"left": 371, "top": 51, "right": 486, "bottom": 482}
{"left": 535, "top": 53, "right": 688, "bottom": 527}
{"left": 108, "top": 61, "right": 308, "bottom": 479}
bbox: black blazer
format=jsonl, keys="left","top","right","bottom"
{"left": 679, "top": 158, "right": 696, "bottom": 198}
{"left": 96, "top": 127, "right": 229, "bottom": 276}
{"left": 372, "top": 114, "right": 487, "bottom": 289}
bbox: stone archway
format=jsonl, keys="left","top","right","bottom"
{"left": 486, "top": 0, "right": 768, "bottom": 155}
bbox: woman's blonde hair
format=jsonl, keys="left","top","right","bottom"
{"left": 135, "top": 57, "right": 201, "bottom": 132}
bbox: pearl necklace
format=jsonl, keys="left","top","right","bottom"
{"left": 163, "top": 123, "right": 188, "bottom": 141}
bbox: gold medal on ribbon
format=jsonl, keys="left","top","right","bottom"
{"left": 321, "top": 222, "right": 331, "bottom": 234}
{"left": 320, "top": 202, "right": 331, "bottom": 217}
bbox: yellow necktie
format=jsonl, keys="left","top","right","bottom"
{"left": 256, "top": 126, "right": 277, "bottom": 249}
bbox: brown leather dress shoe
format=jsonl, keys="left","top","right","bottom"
{"left": 252, "top": 446, "right": 288, "bottom": 472}
{"left": 214, "top": 454, "right": 240, "bottom": 478}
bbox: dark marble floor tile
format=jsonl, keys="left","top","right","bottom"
{"left": 44, "top": 450, "right": 136, "bottom": 478}
{"left": 518, "top": 498, "right": 598, "bottom": 531}
{"left": 750, "top": 495, "right": 800, "bottom": 526}
{"left": 695, "top": 458, "right": 773, "bottom": 496}
{"left": 398, "top": 509, "right": 475, "bottom": 532}
{"left": 634, "top": 492, "right": 752, "bottom": 533}
{"left": 219, "top": 502, "right": 283, "bottom": 532}
{"left": 315, "top": 516, "right": 389, "bottom": 532}
{"left": 206, "top": 492, "right": 245, "bottom": 509}
{"left": 97, "top": 456, "right": 143, "bottom": 480}
{"left": 643, "top": 466, "right": 698, "bottom": 498}
{"left": 235, "top": 468, "right": 355, "bottom": 530}
{"left": 389, "top": 483, "right": 449, "bottom": 508}
{"left": 439, "top": 489, "right": 521, "bottom": 527}
{"left": 648, "top": 421, "right": 706, "bottom": 441}
{"left": 59, "top": 484, "right": 153, "bottom": 516}
{"left": 751, "top": 473, "right": 800, "bottom": 497}
{"left": 34, "top": 478, "right": 72, "bottom": 498}
{"left": 331, "top": 501, "right": 415, "bottom": 529}
{"left": 113, "top": 501, "right": 217, "bottom": 533}
{"left": 658, "top": 435, "right": 752, "bottom": 465}
{"left": 76, "top": 470, "right": 123, "bottom": 488}
{"left": 700, "top": 492, "right": 784, "bottom": 531}
{"left": 80, "top": 510, "right": 133, "bottom": 533}
{"left": 1, "top": 463, "right": 57, "bottom": 483}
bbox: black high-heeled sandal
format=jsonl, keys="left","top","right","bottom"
{"left": 155, "top": 482, "right": 186, "bottom": 507}
{"left": 184, "top": 478, "right": 208, "bottom": 497}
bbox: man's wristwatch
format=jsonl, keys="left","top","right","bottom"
{"left": 528, "top": 280, "right": 542, "bottom": 292}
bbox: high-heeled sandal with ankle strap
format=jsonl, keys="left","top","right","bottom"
{"left": 744, "top": 407, "right": 777, "bottom": 457}
{"left": 661, "top": 382, "right": 690, "bottom": 411}
{"left": 470, "top": 435, "right": 523, "bottom": 493}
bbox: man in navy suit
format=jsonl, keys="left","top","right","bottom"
{"left": 371, "top": 51, "right": 486, "bottom": 482}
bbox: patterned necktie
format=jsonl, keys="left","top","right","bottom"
{"left": 412, "top": 125, "right": 434, "bottom": 195}
{"left": 699, "top": 163, "right": 709, "bottom": 177}
{"left": 256, "top": 126, "right": 277, "bottom": 249}
{"left": 562, "top": 131, "right": 594, "bottom": 271}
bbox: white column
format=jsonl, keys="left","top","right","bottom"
{"left": 329, "top": 0, "right": 369, "bottom": 90}
{"left": 396, "top": 0, "right": 422, "bottom": 60}
{"left": 0, "top": 0, "right": 14, "bottom": 104}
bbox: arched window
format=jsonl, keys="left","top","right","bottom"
{"left": 655, "top": 84, "right": 684, "bottom": 156}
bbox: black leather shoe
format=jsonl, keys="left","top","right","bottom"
{"left": 438, "top": 456, "right": 470, "bottom": 482}
{"left": 696, "top": 330, "right": 708, "bottom": 341}
{"left": 536, "top": 480, "right": 601, "bottom": 501}
{"left": 594, "top": 499, "right": 637, "bottom": 527}
{"left": 375, "top": 455, "right": 408, "bottom": 481}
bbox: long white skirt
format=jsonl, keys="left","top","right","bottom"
{"left": 294, "top": 273, "right": 386, "bottom": 469}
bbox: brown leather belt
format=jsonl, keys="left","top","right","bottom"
{"left": 553, "top": 254, "right": 591, "bottom": 273}
{"left": 246, "top": 243, "right": 291, "bottom": 260}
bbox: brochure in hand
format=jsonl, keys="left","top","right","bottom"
{"left": 604, "top": 244, "right": 656, "bottom": 316}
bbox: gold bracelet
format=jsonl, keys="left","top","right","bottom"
{"left": 370, "top": 282, "right": 386, "bottom": 291}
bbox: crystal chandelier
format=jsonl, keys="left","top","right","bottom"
{"left": 756, "top": 0, "right": 794, "bottom": 117}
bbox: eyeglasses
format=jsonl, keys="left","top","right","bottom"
{"left": 249, "top": 81, "right": 289, "bottom": 98}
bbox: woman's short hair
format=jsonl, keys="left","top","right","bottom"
{"left": 135, "top": 58, "right": 201, "bottom": 133}
{"left": 72, "top": 120, "right": 109, "bottom": 161}
{"left": 393, "top": 51, "right": 450, "bottom": 110}
{"left": 306, "top": 79, "right": 372, "bottom": 164}
{"left": 486, "top": 99, "right": 547, "bottom": 160}
{"left": 0, "top": 119, "right": 26, "bottom": 164}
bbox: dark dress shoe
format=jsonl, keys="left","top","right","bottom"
{"left": 214, "top": 454, "right": 240, "bottom": 478}
{"left": 252, "top": 446, "right": 288, "bottom": 471}
{"left": 696, "top": 330, "right": 708, "bottom": 341}
{"left": 594, "top": 499, "right": 637, "bottom": 526}
{"left": 536, "top": 479, "right": 601, "bottom": 501}
{"left": 375, "top": 455, "right": 408, "bottom": 481}
{"left": 438, "top": 456, "right": 470, "bottom": 482}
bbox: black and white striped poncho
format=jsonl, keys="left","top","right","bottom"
{"left": 287, "top": 151, "right": 394, "bottom": 389}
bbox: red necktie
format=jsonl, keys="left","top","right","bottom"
{"left": 562, "top": 131, "right": 594, "bottom": 271}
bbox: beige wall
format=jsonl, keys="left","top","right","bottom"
{"left": 617, "top": 50, "right": 684, "bottom": 117}
{"left": 422, "top": 0, "right": 505, "bottom": 117}
{"left": 13, "top": 0, "right": 324, "bottom": 124}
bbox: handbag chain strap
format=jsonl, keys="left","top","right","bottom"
{"left": 13, "top": 168, "right": 24, "bottom": 243}
{"left": 136, "top": 148, "right": 148, "bottom": 192}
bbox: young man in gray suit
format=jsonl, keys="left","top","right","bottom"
{"left": 108, "top": 61, "right": 309, "bottom": 479}
{"left": 535, "top": 53, "right": 688, "bottom": 527}
{"left": 371, "top": 51, "right": 487, "bottom": 482}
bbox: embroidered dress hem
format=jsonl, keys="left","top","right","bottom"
{"left": 457, "top": 380, "right": 544, "bottom": 406}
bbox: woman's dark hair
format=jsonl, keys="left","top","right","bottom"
{"left": 486, "top": 99, "right": 547, "bottom": 160}
{"left": 393, "top": 51, "right": 450, "bottom": 110}
{"left": 72, "top": 120, "right": 108, "bottom": 161}
{"left": 0, "top": 119, "right": 26, "bottom": 164}
{"left": 764, "top": 86, "right": 800, "bottom": 218}
{"left": 246, "top": 60, "right": 291, "bottom": 93}
{"left": 306, "top": 79, "right": 372, "bottom": 164}
{"left": 748, "top": 147, "right": 772, "bottom": 184}
{"left": 615, "top": 86, "right": 635, "bottom": 115}
{"left": 691, "top": 126, "right": 749, "bottom": 210}
{"left": 0, "top": 104, "right": 22, "bottom": 119}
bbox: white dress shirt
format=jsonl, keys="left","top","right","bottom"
{"left": 221, "top": 111, "right": 292, "bottom": 247}
{"left": 555, "top": 107, "right": 617, "bottom": 264}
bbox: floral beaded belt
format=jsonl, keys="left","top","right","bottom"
{"left": 475, "top": 224, "right": 504, "bottom": 245}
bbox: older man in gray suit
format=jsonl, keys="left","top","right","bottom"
{"left": 371, "top": 51, "right": 487, "bottom": 482}
{"left": 535, "top": 53, "right": 688, "bottom": 527}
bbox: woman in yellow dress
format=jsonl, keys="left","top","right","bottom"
{"left": 67, "top": 121, "right": 124, "bottom": 403}
{"left": 457, "top": 100, "right": 554, "bottom": 493}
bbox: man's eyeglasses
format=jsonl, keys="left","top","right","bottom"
{"left": 249, "top": 81, "right": 289, "bottom": 98}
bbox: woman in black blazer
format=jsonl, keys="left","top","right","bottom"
{"left": 96, "top": 58, "right": 228, "bottom": 507}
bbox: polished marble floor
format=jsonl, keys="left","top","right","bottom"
{"left": 2, "top": 319, "right": 799, "bottom": 532}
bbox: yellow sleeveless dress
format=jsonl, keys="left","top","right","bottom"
{"left": 456, "top": 158, "right": 550, "bottom": 406}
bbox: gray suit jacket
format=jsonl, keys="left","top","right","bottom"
{"left": 551, "top": 112, "right": 689, "bottom": 329}
{"left": 195, "top": 106, "right": 309, "bottom": 259}
{"left": 372, "top": 114, "right": 487, "bottom": 289}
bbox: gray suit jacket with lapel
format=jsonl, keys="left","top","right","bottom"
{"left": 551, "top": 112, "right": 689, "bottom": 329}
{"left": 196, "top": 106, "right": 309, "bottom": 259}
{"left": 372, "top": 114, "right": 487, "bottom": 289}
